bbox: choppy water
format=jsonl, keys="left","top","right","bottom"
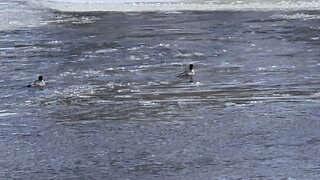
{"left": 1, "top": 0, "right": 320, "bottom": 179}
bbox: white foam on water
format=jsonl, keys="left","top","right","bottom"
{"left": 35, "top": 0, "right": 320, "bottom": 12}
{"left": 271, "top": 13, "right": 320, "bottom": 20}
{"left": 2, "top": 0, "right": 318, "bottom": 31}
{"left": 50, "top": 0, "right": 177, "bottom": 3}
{"left": 0, "top": 112, "right": 18, "bottom": 118}
{"left": 0, "top": 0, "right": 46, "bottom": 31}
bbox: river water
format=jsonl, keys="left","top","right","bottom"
{"left": 1, "top": 0, "right": 320, "bottom": 179}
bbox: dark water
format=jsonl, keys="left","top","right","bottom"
{"left": 1, "top": 4, "right": 320, "bottom": 179}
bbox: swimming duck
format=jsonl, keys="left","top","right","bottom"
{"left": 28, "top": 76, "right": 45, "bottom": 87}
{"left": 178, "top": 64, "right": 195, "bottom": 77}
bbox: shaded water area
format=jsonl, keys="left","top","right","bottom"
{"left": 1, "top": 5, "right": 320, "bottom": 179}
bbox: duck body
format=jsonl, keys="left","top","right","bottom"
{"left": 28, "top": 76, "right": 45, "bottom": 87}
{"left": 178, "top": 64, "right": 195, "bottom": 77}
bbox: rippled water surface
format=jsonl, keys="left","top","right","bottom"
{"left": 1, "top": 1, "right": 320, "bottom": 179}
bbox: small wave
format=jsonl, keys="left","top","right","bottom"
{"left": 0, "top": 111, "right": 18, "bottom": 118}
{"left": 271, "top": 13, "right": 320, "bottom": 21}
{"left": 95, "top": 48, "right": 118, "bottom": 54}
{"left": 139, "top": 100, "right": 159, "bottom": 107}
{"left": 175, "top": 52, "right": 205, "bottom": 58}
{"left": 310, "top": 37, "right": 320, "bottom": 41}
{"left": 60, "top": 69, "right": 107, "bottom": 79}
{"left": 313, "top": 92, "right": 320, "bottom": 98}
{"left": 47, "top": 40, "right": 63, "bottom": 45}
{"left": 224, "top": 102, "right": 252, "bottom": 108}
{"left": 154, "top": 43, "right": 171, "bottom": 49}
{"left": 114, "top": 95, "right": 133, "bottom": 98}
{"left": 41, "top": 84, "right": 97, "bottom": 106}
{"left": 256, "top": 65, "right": 296, "bottom": 72}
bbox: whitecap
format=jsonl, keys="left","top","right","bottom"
{"left": 129, "top": 55, "right": 141, "bottom": 61}
{"left": 47, "top": 40, "right": 63, "bottom": 45}
{"left": 114, "top": 95, "right": 132, "bottom": 98}
{"left": 313, "top": 92, "right": 320, "bottom": 98}
{"left": 271, "top": 13, "right": 320, "bottom": 21}
{"left": 0, "top": 112, "right": 18, "bottom": 117}
{"left": 95, "top": 48, "right": 118, "bottom": 54}
{"left": 156, "top": 43, "right": 171, "bottom": 48}
{"left": 139, "top": 100, "right": 158, "bottom": 106}
{"left": 175, "top": 52, "right": 205, "bottom": 58}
